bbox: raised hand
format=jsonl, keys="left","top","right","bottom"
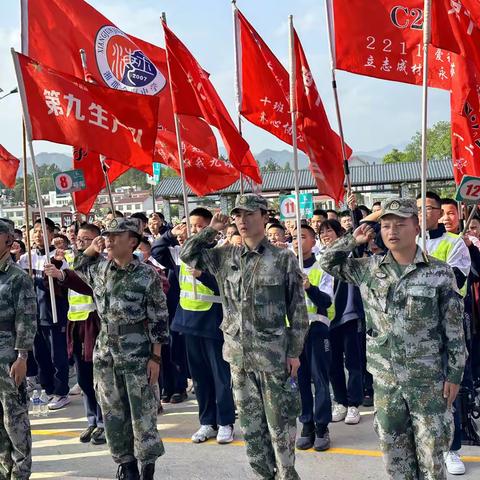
{"left": 353, "top": 224, "right": 375, "bottom": 245}
{"left": 210, "top": 213, "right": 229, "bottom": 232}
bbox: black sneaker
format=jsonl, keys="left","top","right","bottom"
{"left": 141, "top": 463, "right": 155, "bottom": 480}
{"left": 295, "top": 422, "right": 315, "bottom": 450}
{"left": 363, "top": 394, "right": 374, "bottom": 407}
{"left": 79, "top": 426, "right": 96, "bottom": 443}
{"left": 170, "top": 391, "right": 188, "bottom": 404}
{"left": 91, "top": 427, "right": 106, "bottom": 445}
{"left": 313, "top": 429, "right": 331, "bottom": 452}
{"left": 116, "top": 460, "right": 139, "bottom": 480}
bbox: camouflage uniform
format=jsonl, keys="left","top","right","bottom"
{"left": 319, "top": 199, "right": 466, "bottom": 480}
{"left": 74, "top": 219, "right": 169, "bottom": 468}
{"left": 180, "top": 194, "right": 309, "bottom": 480}
{"left": 0, "top": 221, "right": 37, "bottom": 480}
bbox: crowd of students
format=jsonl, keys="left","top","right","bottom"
{"left": 7, "top": 191, "right": 480, "bottom": 475}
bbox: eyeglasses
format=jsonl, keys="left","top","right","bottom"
{"left": 417, "top": 206, "right": 441, "bottom": 213}
{"left": 77, "top": 237, "right": 94, "bottom": 243}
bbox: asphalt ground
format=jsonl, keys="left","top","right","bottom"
{"left": 30, "top": 392, "right": 480, "bottom": 480}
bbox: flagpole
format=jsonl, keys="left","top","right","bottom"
{"left": 232, "top": 0, "right": 245, "bottom": 195}
{"left": 324, "top": 0, "right": 352, "bottom": 198}
{"left": 12, "top": 49, "right": 58, "bottom": 324}
{"left": 22, "top": 121, "right": 33, "bottom": 277}
{"left": 461, "top": 204, "right": 477, "bottom": 236}
{"left": 288, "top": 15, "right": 304, "bottom": 267}
{"left": 420, "top": 0, "right": 431, "bottom": 252}
{"left": 79, "top": 49, "right": 116, "bottom": 216}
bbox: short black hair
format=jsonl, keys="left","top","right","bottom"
{"left": 139, "top": 237, "right": 151, "bottom": 248}
{"left": 300, "top": 224, "right": 317, "bottom": 238}
{"left": 149, "top": 212, "right": 165, "bottom": 221}
{"left": 312, "top": 209, "right": 328, "bottom": 218}
{"left": 267, "top": 217, "right": 281, "bottom": 225}
{"left": 78, "top": 223, "right": 101, "bottom": 238}
{"left": 107, "top": 210, "right": 124, "bottom": 218}
{"left": 358, "top": 205, "right": 371, "bottom": 215}
{"left": 14, "top": 228, "right": 22, "bottom": 236}
{"left": 53, "top": 234, "right": 69, "bottom": 247}
{"left": 131, "top": 212, "right": 148, "bottom": 224}
{"left": 372, "top": 201, "right": 382, "bottom": 208}
{"left": 267, "top": 223, "right": 286, "bottom": 232}
{"left": 326, "top": 209, "right": 338, "bottom": 215}
{"left": 0, "top": 218, "right": 14, "bottom": 228}
{"left": 34, "top": 217, "right": 55, "bottom": 232}
{"left": 339, "top": 210, "right": 352, "bottom": 218}
{"left": 189, "top": 207, "right": 213, "bottom": 221}
{"left": 231, "top": 232, "right": 241, "bottom": 238}
{"left": 441, "top": 198, "right": 458, "bottom": 210}
{"left": 319, "top": 219, "right": 344, "bottom": 237}
{"left": 13, "top": 239, "right": 26, "bottom": 254}
{"left": 417, "top": 191, "right": 441, "bottom": 206}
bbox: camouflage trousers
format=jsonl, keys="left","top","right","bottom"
{"left": 93, "top": 363, "right": 165, "bottom": 465}
{"left": 374, "top": 378, "right": 454, "bottom": 480}
{"left": 0, "top": 366, "right": 31, "bottom": 480}
{"left": 231, "top": 367, "right": 300, "bottom": 480}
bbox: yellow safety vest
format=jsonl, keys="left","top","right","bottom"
{"left": 68, "top": 290, "right": 96, "bottom": 322}
{"left": 428, "top": 232, "right": 468, "bottom": 297}
{"left": 179, "top": 262, "right": 221, "bottom": 312}
{"left": 305, "top": 264, "right": 335, "bottom": 325}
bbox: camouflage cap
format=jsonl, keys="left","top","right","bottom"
{"left": 378, "top": 198, "right": 418, "bottom": 220}
{"left": 102, "top": 217, "right": 143, "bottom": 237}
{"left": 230, "top": 194, "right": 268, "bottom": 215}
{"left": 0, "top": 219, "right": 14, "bottom": 236}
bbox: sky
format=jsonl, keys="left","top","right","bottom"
{"left": 0, "top": 0, "right": 451, "bottom": 160}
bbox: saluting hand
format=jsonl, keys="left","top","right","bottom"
{"left": 353, "top": 224, "right": 375, "bottom": 245}
{"left": 85, "top": 236, "right": 105, "bottom": 256}
{"left": 172, "top": 223, "right": 187, "bottom": 237}
{"left": 210, "top": 213, "right": 229, "bottom": 232}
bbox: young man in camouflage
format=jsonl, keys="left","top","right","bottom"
{"left": 74, "top": 218, "right": 169, "bottom": 480}
{"left": 0, "top": 219, "right": 37, "bottom": 480}
{"left": 180, "top": 194, "right": 309, "bottom": 480}
{"left": 319, "top": 198, "right": 466, "bottom": 480}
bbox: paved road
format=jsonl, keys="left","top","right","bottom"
{"left": 31, "top": 393, "right": 480, "bottom": 480}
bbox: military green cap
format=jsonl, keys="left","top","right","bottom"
{"left": 102, "top": 217, "right": 142, "bottom": 237}
{"left": 0, "top": 219, "right": 14, "bottom": 236}
{"left": 230, "top": 194, "right": 268, "bottom": 215}
{"left": 378, "top": 198, "right": 418, "bottom": 220}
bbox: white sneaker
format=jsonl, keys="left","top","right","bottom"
{"left": 69, "top": 383, "right": 82, "bottom": 396}
{"left": 217, "top": 425, "right": 234, "bottom": 444}
{"left": 331, "top": 404, "right": 348, "bottom": 422}
{"left": 444, "top": 451, "right": 466, "bottom": 475}
{"left": 48, "top": 395, "right": 71, "bottom": 411}
{"left": 345, "top": 406, "right": 361, "bottom": 425}
{"left": 191, "top": 425, "right": 217, "bottom": 444}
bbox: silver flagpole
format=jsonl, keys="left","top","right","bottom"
{"left": 420, "top": 0, "right": 432, "bottom": 252}
{"left": 324, "top": 0, "right": 352, "bottom": 197}
{"left": 232, "top": 0, "right": 245, "bottom": 195}
{"left": 288, "top": 16, "right": 304, "bottom": 267}
{"left": 12, "top": 49, "right": 58, "bottom": 323}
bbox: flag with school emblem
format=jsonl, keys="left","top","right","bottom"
{"left": 13, "top": 52, "right": 159, "bottom": 174}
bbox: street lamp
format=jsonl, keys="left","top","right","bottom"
{"left": 0, "top": 87, "right": 18, "bottom": 100}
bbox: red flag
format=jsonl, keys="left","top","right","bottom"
{"left": 0, "top": 145, "right": 20, "bottom": 188}
{"left": 431, "top": 1, "right": 480, "bottom": 77}
{"left": 22, "top": 0, "right": 225, "bottom": 192}
{"left": 162, "top": 21, "right": 261, "bottom": 185}
{"left": 14, "top": 52, "right": 159, "bottom": 174}
{"left": 332, "top": 0, "right": 456, "bottom": 89}
{"left": 236, "top": 10, "right": 297, "bottom": 148}
{"left": 155, "top": 131, "right": 240, "bottom": 196}
{"left": 72, "top": 148, "right": 128, "bottom": 214}
{"left": 294, "top": 29, "right": 349, "bottom": 203}
{"left": 450, "top": 56, "right": 480, "bottom": 183}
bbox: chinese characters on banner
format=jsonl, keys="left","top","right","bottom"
{"left": 14, "top": 52, "right": 159, "bottom": 174}
{"left": 332, "top": 0, "right": 457, "bottom": 90}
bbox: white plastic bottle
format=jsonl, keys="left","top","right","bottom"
{"left": 39, "top": 390, "right": 49, "bottom": 416}
{"left": 31, "top": 390, "right": 41, "bottom": 417}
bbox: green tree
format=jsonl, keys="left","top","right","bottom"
{"left": 262, "top": 158, "right": 282, "bottom": 172}
{"left": 383, "top": 121, "right": 452, "bottom": 163}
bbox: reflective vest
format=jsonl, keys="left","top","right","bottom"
{"left": 64, "top": 250, "right": 75, "bottom": 268}
{"left": 304, "top": 262, "right": 335, "bottom": 325}
{"left": 179, "top": 262, "right": 221, "bottom": 312}
{"left": 427, "top": 232, "right": 468, "bottom": 297}
{"left": 68, "top": 290, "right": 96, "bottom": 321}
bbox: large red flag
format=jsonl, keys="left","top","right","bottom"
{"left": 431, "top": 1, "right": 480, "bottom": 77}
{"left": 0, "top": 145, "right": 20, "bottom": 188}
{"left": 14, "top": 52, "right": 159, "bottom": 174}
{"left": 162, "top": 21, "right": 261, "bottom": 184}
{"left": 22, "top": 0, "right": 229, "bottom": 193}
{"left": 294, "top": 29, "right": 348, "bottom": 203}
{"left": 450, "top": 56, "right": 480, "bottom": 183}
{"left": 332, "top": 0, "right": 456, "bottom": 89}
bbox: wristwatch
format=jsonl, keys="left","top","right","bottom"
{"left": 17, "top": 351, "right": 28, "bottom": 360}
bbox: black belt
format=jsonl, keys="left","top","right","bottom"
{"left": 106, "top": 321, "right": 146, "bottom": 336}
{"left": 0, "top": 321, "right": 14, "bottom": 332}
